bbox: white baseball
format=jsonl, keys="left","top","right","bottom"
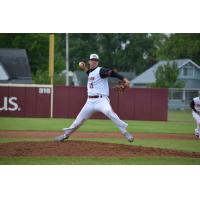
{"left": 79, "top": 62, "right": 85, "bottom": 67}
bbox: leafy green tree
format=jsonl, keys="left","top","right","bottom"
{"left": 32, "top": 69, "right": 50, "bottom": 84}
{"left": 68, "top": 33, "right": 99, "bottom": 70}
{"left": 68, "top": 33, "right": 167, "bottom": 74}
{"left": 0, "top": 33, "right": 169, "bottom": 84}
{"left": 152, "top": 62, "right": 184, "bottom": 88}
{"left": 0, "top": 33, "right": 49, "bottom": 73}
{"left": 157, "top": 33, "right": 200, "bottom": 65}
{"left": 0, "top": 33, "right": 67, "bottom": 83}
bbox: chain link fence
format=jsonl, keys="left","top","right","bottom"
{"left": 168, "top": 88, "right": 200, "bottom": 110}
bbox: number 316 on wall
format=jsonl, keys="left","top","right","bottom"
{"left": 38, "top": 88, "right": 51, "bottom": 94}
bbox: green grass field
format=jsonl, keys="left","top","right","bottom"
{"left": 1, "top": 156, "right": 200, "bottom": 165}
{"left": 0, "top": 110, "right": 195, "bottom": 133}
{"left": 0, "top": 110, "right": 199, "bottom": 165}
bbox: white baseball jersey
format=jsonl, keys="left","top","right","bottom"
{"left": 87, "top": 67, "right": 109, "bottom": 96}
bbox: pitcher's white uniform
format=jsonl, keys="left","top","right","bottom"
{"left": 54, "top": 53, "right": 133, "bottom": 142}
{"left": 64, "top": 66, "right": 128, "bottom": 135}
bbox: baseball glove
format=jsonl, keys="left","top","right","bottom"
{"left": 114, "top": 79, "right": 130, "bottom": 93}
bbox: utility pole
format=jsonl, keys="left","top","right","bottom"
{"left": 65, "top": 33, "right": 69, "bottom": 86}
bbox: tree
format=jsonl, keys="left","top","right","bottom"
{"left": 0, "top": 33, "right": 67, "bottom": 84}
{"left": 0, "top": 33, "right": 169, "bottom": 84}
{"left": 0, "top": 33, "right": 50, "bottom": 73}
{"left": 157, "top": 33, "right": 200, "bottom": 65}
{"left": 68, "top": 33, "right": 99, "bottom": 71}
{"left": 152, "top": 62, "right": 184, "bottom": 88}
{"left": 68, "top": 33, "right": 167, "bottom": 74}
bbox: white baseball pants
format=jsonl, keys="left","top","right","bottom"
{"left": 64, "top": 96, "right": 128, "bottom": 136}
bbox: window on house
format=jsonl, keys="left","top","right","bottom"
{"left": 182, "top": 67, "right": 193, "bottom": 76}
{"left": 169, "top": 90, "right": 182, "bottom": 99}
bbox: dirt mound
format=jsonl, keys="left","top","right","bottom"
{"left": 0, "top": 141, "right": 200, "bottom": 158}
{"left": 0, "top": 130, "right": 196, "bottom": 140}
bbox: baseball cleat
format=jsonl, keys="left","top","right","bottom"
{"left": 195, "top": 134, "right": 200, "bottom": 139}
{"left": 54, "top": 134, "right": 69, "bottom": 142}
{"left": 124, "top": 132, "right": 134, "bottom": 143}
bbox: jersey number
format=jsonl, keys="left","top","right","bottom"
{"left": 89, "top": 83, "right": 93, "bottom": 88}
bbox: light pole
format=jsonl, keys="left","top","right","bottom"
{"left": 65, "top": 33, "right": 69, "bottom": 86}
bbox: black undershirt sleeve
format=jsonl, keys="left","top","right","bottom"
{"left": 190, "top": 100, "right": 197, "bottom": 112}
{"left": 99, "top": 67, "right": 124, "bottom": 80}
{"left": 86, "top": 70, "right": 90, "bottom": 76}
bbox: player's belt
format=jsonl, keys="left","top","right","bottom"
{"left": 88, "top": 95, "right": 103, "bottom": 98}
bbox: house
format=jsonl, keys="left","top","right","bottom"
{"left": 59, "top": 70, "right": 80, "bottom": 86}
{"left": 0, "top": 48, "right": 32, "bottom": 84}
{"left": 131, "top": 59, "right": 200, "bottom": 110}
{"left": 131, "top": 59, "right": 200, "bottom": 89}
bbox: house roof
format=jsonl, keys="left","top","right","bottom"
{"left": 107, "top": 71, "right": 136, "bottom": 86}
{"left": 0, "top": 48, "right": 32, "bottom": 82}
{"left": 131, "top": 59, "right": 200, "bottom": 85}
{"left": 0, "top": 62, "right": 9, "bottom": 80}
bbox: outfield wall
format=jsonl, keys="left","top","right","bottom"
{"left": 0, "top": 85, "right": 168, "bottom": 121}
{"left": 0, "top": 84, "right": 51, "bottom": 117}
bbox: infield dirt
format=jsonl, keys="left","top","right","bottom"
{"left": 0, "top": 131, "right": 199, "bottom": 158}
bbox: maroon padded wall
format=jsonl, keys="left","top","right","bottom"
{"left": 36, "top": 89, "right": 51, "bottom": 117}
{"left": 53, "top": 86, "right": 69, "bottom": 118}
{"left": 118, "top": 89, "right": 134, "bottom": 119}
{"left": 53, "top": 86, "right": 168, "bottom": 121}
{"left": 134, "top": 88, "right": 152, "bottom": 120}
{"left": 0, "top": 87, "right": 9, "bottom": 117}
{"left": 8, "top": 87, "right": 26, "bottom": 117}
{"left": 0, "top": 86, "right": 168, "bottom": 121}
{"left": 0, "top": 86, "right": 51, "bottom": 117}
{"left": 53, "top": 86, "right": 87, "bottom": 118}
{"left": 68, "top": 87, "right": 87, "bottom": 118}
{"left": 25, "top": 88, "right": 37, "bottom": 117}
{"left": 151, "top": 89, "right": 168, "bottom": 121}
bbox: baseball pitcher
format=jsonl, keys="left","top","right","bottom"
{"left": 54, "top": 53, "right": 134, "bottom": 142}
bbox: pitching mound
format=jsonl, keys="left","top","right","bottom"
{"left": 0, "top": 130, "right": 196, "bottom": 140}
{"left": 0, "top": 141, "right": 200, "bottom": 158}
